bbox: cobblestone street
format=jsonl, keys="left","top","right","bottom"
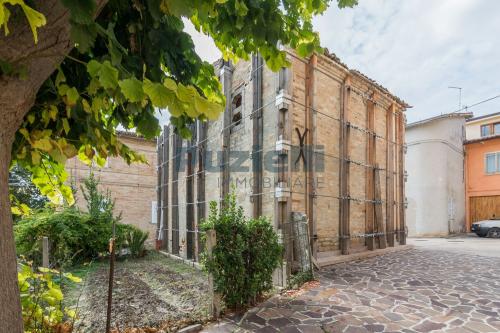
{"left": 203, "top": 244, "right": 500, "bottom": 333}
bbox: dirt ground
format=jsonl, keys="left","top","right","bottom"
{"left": 67, "top": 252, "right": 210, "bottom": 333}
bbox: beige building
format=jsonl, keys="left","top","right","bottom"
{"left": 66, "top": 131, "right": 157, "bottom": 241}
{"left": 157, "top": 49, "right": 409, "bottom": 268}
{"left": 405, "top": 113, "right": 471, "bottom": 237}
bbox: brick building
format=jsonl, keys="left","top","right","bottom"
{"left": 66, "top": 131, "right": 157, "bottom": 241}
{"left": 157, "top": 49, "right": 409, "bottom": 267}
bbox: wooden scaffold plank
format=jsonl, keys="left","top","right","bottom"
{"left": 339, "top": 76, "right": 351, "bottom": 255}
{"left": 252, "top": 54, "right": 263, "bottom": 218}
{"left": 386, "top": 103, "right": 395, "bottom": 247}
{"left": 366, "top": 94, "right": 375, "bottom": 251}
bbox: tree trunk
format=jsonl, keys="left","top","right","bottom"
{"left": 0, "top": 1, "right": 107, "bottom": 331}
{"left": 0, "top": 133, "right": 23, "bottom": 333}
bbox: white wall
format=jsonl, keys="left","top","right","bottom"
{"left": 405, "top": 116, "right": 466, "bottom": 237}
{"left": 465, "top": 114, "right": 500, "bottom": 140}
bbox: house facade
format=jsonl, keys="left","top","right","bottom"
{"left": 66, "top": 132, "right": 158, "bottom": 241}
{"left": 405, "top": 113, "right": 471, "bottom": 237}
{"left": 156, "top": 50, "right": 409, "bottom": 268}
{"left": 465, "top": 112, "right": 500, "bottom": 229}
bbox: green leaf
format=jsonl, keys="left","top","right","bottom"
{"left": 55, "top": 69, "right": 66, "bottom": 86}
{"left": 62, "top": 118, "right": 70, "bottom": 134}
{"left": 98, "top": 61, "right": 119, "bottom": 89}
{"left": 143, "top": 80, "right": 173, "bottom": 108}
{"left": 337, "top": 0, "right": 358, "bottom": 8}
{"left": 235, "top": 0, "right": 248, "bottom": 16}
{"left": 136, "top": 111, "right": 160, "bottom": 138}
{"left": 178, "top": 126, "right": 192, "bottom": 139}
{"left": 45, "top": 286, "right": 63, "bottom": 302}
{"left": 61, "top": 0, "right": 96, "bottom": 24}
{"left": 86, "top": 60, "right": 101, "bottom": 77}
{"left": 70, "top": 22, "right": 97, "bottom": 52}
{"left": 66, "top": 87, "right": 79, "bottom": 105}
{"left": 119, "top": 78, "right": 144, "bottom": 102}
{"left": 176, "top": 83, "right": 197, "bottom": 103}
{"left": 195, "top": 96, "right": 223, "bottom": 120}
{"left": 162, "top": 0, "right": 194, "bottom": 17}
{"left": 62, "top": 143, "right": 77, "bottom": 158}
{"left": 18, "top": 2, "right": 46, "bottom": 43}
{"left": 32, "top": 138, "right": 52, "bottom": 152}
{"left": 0, "top": 4, "right": 11, "bottom": 36}
{"left": 31, "top": 151, "right": 41, "bottom": 165}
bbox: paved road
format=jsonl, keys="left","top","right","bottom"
{"left": 203, "top": 238, "right": 500, "bottom": 333}
{"left": 408, "top": 235, "right": 500, "bottom": 258}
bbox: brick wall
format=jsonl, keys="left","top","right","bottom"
{"left": 66, "top": 134, "right": 157, "bottom": 242}
{"left": 159, "top": 49, "right": 408, "bottom": 260}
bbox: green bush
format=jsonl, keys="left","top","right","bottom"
{"left": 201, "top": 193, "right": 282, "bottom": 309}
{"left": 15, "top": 172, "right": 148, "bottom": 266}
{"left": 15, "top": 208, "right": 102, "bottom": 267}
{"left": 15, "top": 208, "right": 147, "bottom": 266}
{"left": 126, "top": 228, "right": 149, "bottom": 257}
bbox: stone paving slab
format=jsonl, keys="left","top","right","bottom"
{"left": 202, "top": 249, "right": 500, "bottom": 333}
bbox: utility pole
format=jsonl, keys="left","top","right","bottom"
{"left": 449, "top": 86, "right": 462, "bottom": 111}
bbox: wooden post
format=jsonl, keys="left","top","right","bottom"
{"left": 386, "top": 104, "right": 395, "bottom": 247}
{"left": 156, "top": 133, "right": 163, "bottom": 250}
{"left": 162, "top": 126, "right": 170, "bottom": 251}
{"left": 186, "top": 124, "right": 196, "bottom": 260}
{"left": 374, "top": 164, "right": 387, "bottom": 249}
{"left": 305, "top": 54, "right": 317, "bottom": 257}
{"left": 171, "top": 133, "right": 181, "bottom": 255}
{"left": 196, "top": 121, "right": 207, "bottom": 259}
{"left": 339, "top": 76, "right": 351, "bottom": 255}
{"left": 252, "top": 54, "right": 263, "bottom": 218}
{"left": 42, "top": 236, "right": 49, "bottom": 268}
{"left": 276, "top": 67, "right": 293, "bottom": 274}
{"left": 220, "top": 61, "right": 233, "bottom": 202}
{"left": 205, "top": 230, "right": 220, "bottom": 319}
{"left": 105, "top": 221, "right": 116, "bottom": 333}
{"left": 398, "top": 112, "right": 407, "bottom": 245}
{"left": 366, "top": 95, "right": 375, "bottom": 250}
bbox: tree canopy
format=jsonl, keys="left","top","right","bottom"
{"left": 2, "top": 0, "right": 357, "bottom": 206}
{"left": 0, "top": 0, "right": 357, "bottom": 329}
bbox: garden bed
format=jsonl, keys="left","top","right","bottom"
{"left": 65, "top": 252, "right": 211, "bottom": 332}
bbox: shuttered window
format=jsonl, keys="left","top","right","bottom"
{"left": 485, "top": 153, "right": 498, "bottom": 174}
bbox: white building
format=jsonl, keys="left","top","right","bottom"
{"left": 465, "top": 111, "right": 500, "bottom": 140}
{"left": 405, "top": 113, "right": 471, "bottom": 237}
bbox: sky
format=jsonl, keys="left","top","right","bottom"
{"left": 183, "top": 0, "right": 500, "bottom": 124}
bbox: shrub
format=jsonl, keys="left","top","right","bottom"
{"left": 126, "top": 228, "right": 149, "bottom": 257}
{"left": 246, "top": 217, "right": 283, "bottom": 299}
{"left": 15, "top": 172, "right": 148, "bottom": 266}
{"left": 15, "top": 208, "right": 102, "bottom": 267}
{"left": 15, "top": 208, "right": 147, "bottom": 266}
{"left": 201, "top": 193, "right": 283, "bottom": 309}
{"left": 18, "top": 261, "right": 81, "bottom": 332}
{"left": 80, "top": 171, "right": 117, "bottom": 223}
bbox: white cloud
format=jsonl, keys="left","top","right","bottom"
{"left": 186, "top": 0, "right": 500, "bottom": 122}
{"left": 313, "top": 0, "right": 500, "bottom": 122}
